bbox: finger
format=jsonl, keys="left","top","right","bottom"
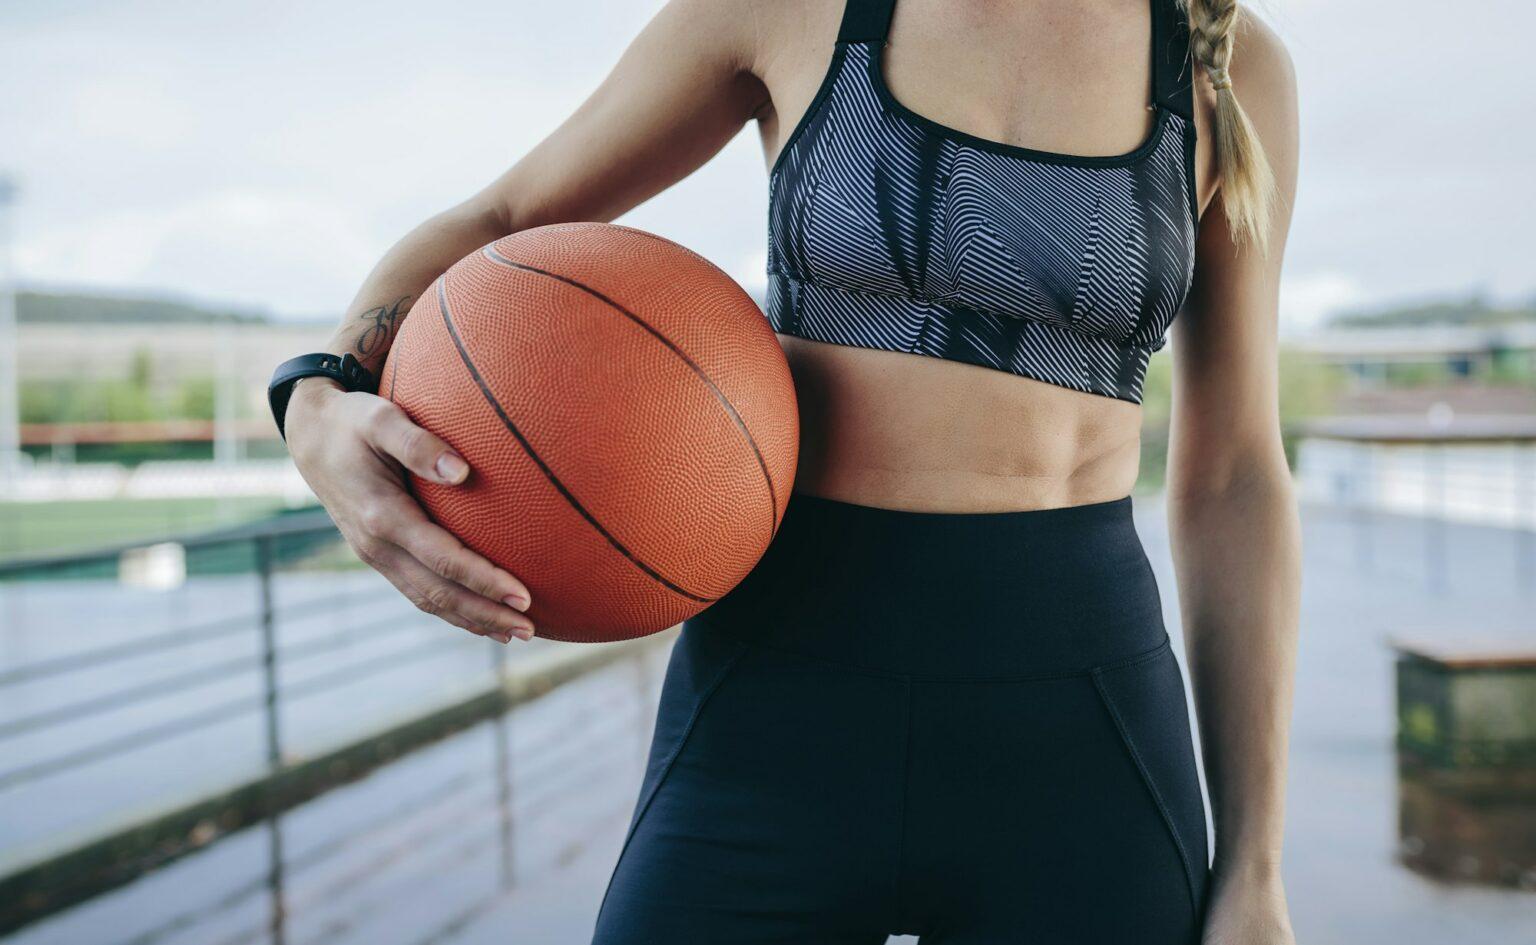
{"left": 363, "top": 397, "right": 470, "bottom": 486}
{"left": 369, "top": 551, "right": 505, "bottom": 642}
{"left": 344, "top": 531, "right": 497, "bottom": 642}
{"left": 359, "top": 494, "right": 531, "bottom": 610}
{"left": 394, "top": 514, "right": 532, "bottom": 610}
{"left": 382, "top": 543, "right": 536, "bottom": 642}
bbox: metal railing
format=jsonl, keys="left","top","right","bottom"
{"left": 1295, "top": 438, "right": 1536, "bottom": 593}
{"left": 0, "top": 510, "right": 669, "bottom": 941}
{"left": 0, "top": 513, "right": 463, "bottom": 794}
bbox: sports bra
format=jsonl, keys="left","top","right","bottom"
{"left": 765, "top": 0, "right": 1199, "bottom": 403}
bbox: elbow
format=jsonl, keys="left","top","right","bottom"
{"left": 1166, "top": 445, "right": 1295, "bottom": 516}
{"left": 465, "top": 194, "right": 517, "bottom": 238}
{"left": 417, "top": 195, "right": 520, "bottom": 254}
{"left": 441, "top": 188, "right": 522, "bottom": 242}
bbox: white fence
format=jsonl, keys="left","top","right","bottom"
{"left": 1296, "top": 438, "right": 1536, "bottom": 531}
{"left": 1, "top": 459, "right": 313, "bottom": 505}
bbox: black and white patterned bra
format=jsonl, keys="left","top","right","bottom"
{"left": 765, "top": 0, "right": 1199, "bottom": 403}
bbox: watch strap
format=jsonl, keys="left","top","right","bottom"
{"left": 268, "top": 352, "right": 379, "bottom": 440}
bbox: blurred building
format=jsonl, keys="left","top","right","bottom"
{"left": 1293, "top": 323, "right": 1536, "bottom": 387}
{"left": 18, "top": 317, "right": 331, "bottom": 413}
{"left": 6, "top": 294, "right": 328, "bottom": 506}
{"left": 1295, "top": 387, "right": 1536, "bottom": 530}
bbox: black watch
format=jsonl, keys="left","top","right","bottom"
{"left": 268, "top": 352, "right": 379, "bottom": 440}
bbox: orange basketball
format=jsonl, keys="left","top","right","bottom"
{"left": 383, "top": 223, "right": 799, "bottom": 643}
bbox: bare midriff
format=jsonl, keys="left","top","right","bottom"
{"left": 779, "top": 335, "right": 1144, "bottom": 514}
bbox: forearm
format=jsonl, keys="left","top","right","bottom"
{"left": 322, "top": 199, "right": 512, "bottom": 376}
{"left": 1167, "top": 462, "right": 1300, "bottom": 876}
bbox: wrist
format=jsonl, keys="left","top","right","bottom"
{"left": 1212, "top": 851, "right": 1284, "bottom": 885}
{"left": 284, "top": 376, "right": 345, "bottom": 436}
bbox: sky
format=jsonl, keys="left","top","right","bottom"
{"left": 2, "top": 0, "right": 1532, "bottom": 333}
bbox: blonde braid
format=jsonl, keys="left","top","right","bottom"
{"left": 1183, "top": 0, "right": 1275, "bottom": 253}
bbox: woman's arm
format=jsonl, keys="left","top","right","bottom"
{"left": 1165, "top": 12, "right": 1301, "bottom": 943}
{"left": 284, "top": 0, "right": 772, "bottom": 641}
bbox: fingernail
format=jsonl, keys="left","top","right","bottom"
{"left": 513, "top": 626, "right": 535, "bottom": 641}
{"left": 503, "top": 594, "right": 530, "bottom": 612}
{"left": 491, "top": 631, "right": 512, "bottom": 644}
{"left": 435, "top": 452, "right": 469, "bottom": 484}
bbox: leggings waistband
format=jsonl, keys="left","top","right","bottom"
{"left": 688, "top": 492, "right": 1167, "bottom": 679}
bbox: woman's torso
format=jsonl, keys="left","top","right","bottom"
{"left": 748, "top": 0, "right": 1215, "bottom": 512}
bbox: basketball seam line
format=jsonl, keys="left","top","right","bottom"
{"left": 481, "top": 245, "right": 782, "bottom": 536}
{"left": 435, "top": 277, "right": 718, "bottom": 605}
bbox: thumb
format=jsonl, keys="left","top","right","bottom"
{"left": 366, "top": 399, "right": 469, "bottom": 485}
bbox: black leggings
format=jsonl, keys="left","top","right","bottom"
{"left": 593, "top": 494, "right": 1209, "bottom": 944}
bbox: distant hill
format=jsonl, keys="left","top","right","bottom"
{"left": 1330, "top": 295, "right": 1536, "bottom": 329}
{"left": 17, "top": 290, "right": 270, "bottom": 325}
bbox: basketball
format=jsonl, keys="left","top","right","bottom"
{"left": 382, "top": 223, "right": 799, "bottom": 643}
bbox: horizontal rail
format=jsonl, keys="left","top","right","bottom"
{"left": 0, "top": 691, "right": 263, "bottom": 790}
{"left": 0, "top": 508, "right": 337, "bottom": 577}
{"left": 280, "top": 638, "right": 462, "bottom": 703}
{"left": 0, "top": 632, "right": 671, "bottom": 936}
{"left": 0, "top": 586, "right": 405, "bottom": 689}
{"left": 0, "top": 610, "right": 259, "bottom": 687}
{"left": 0, "top": 652, "right": 259, "bottom": 741}
{"left": 0, "top": 617, "right": 432, "bottom": 748}
{"left": 121, "top": 770, "right": 486, "bottom": 945}
{"left": 0, "top": 630, "right": 486, "bottom": 786}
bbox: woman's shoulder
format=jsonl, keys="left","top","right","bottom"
{"left": 657, "top": 0, "right": 842, "bottom": 71}
{"left": 1229, "top": 7, "right": 1298, "bottom": 106}
{"left": 1189, "top": 5, "right": 1298, "bottom": 159}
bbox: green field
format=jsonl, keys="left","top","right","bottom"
{"left": 0, "top": 496, "right": 308, "bottom": 561}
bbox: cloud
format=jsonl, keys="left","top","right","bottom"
{"left": 64, "top": 76, "right": 194, "bottom": 150}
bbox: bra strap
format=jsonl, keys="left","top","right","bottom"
{"left": 837, "top": 0, "right": 897, "bottom": 44}
{"left": 1150, "top": 0, "right": 1195, "bottom": 121}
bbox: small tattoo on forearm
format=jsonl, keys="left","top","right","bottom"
{"left": 355, "top": 296, "right": 412, "bottom": 357}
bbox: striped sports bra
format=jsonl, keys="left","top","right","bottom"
{"left": 766, "top": 0, "right": 1199, "bottom": 403}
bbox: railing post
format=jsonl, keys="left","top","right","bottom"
{"left": 491, "top": 642, "right": 515, "bottom": 889}
{"left": 1518, "top": 443, "right": 1534, "bottom": 595}
{"left": 1425, "top": 444, "right": 1447, "bottom": 593}
{"left": 633, "top": 643, "right": 655, "bottom": 765}
{"left": 1353, "top": 441, "right": 1374, "bottom": 574}
{"left": 254, "top": 535, "right": 287, "bottom": 945}
{"left": 256, "top": 535, "right": 283, "bottom": 770}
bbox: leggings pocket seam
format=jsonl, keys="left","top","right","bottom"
{"left": 1089, "top": 633, "right": 1172, "bottom": 675}
{"left": 1088, "top": 660, "right": 1201, "bottom": 917}
{"left": 595, "top": 640, "right": 748, "bottom": 920}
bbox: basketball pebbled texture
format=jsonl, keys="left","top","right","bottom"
{"left": 383, "top": 223, "right": 799, "bottom": 643}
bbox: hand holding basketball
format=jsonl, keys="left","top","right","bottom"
{"left": 290, "top": 223, "right": 797, "bottom": 645}
{"left": 285, "top": 378, "right": 537, "bottom": 643}
{"left": 384, "top": 223, "right": 798, "bottom": 642}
